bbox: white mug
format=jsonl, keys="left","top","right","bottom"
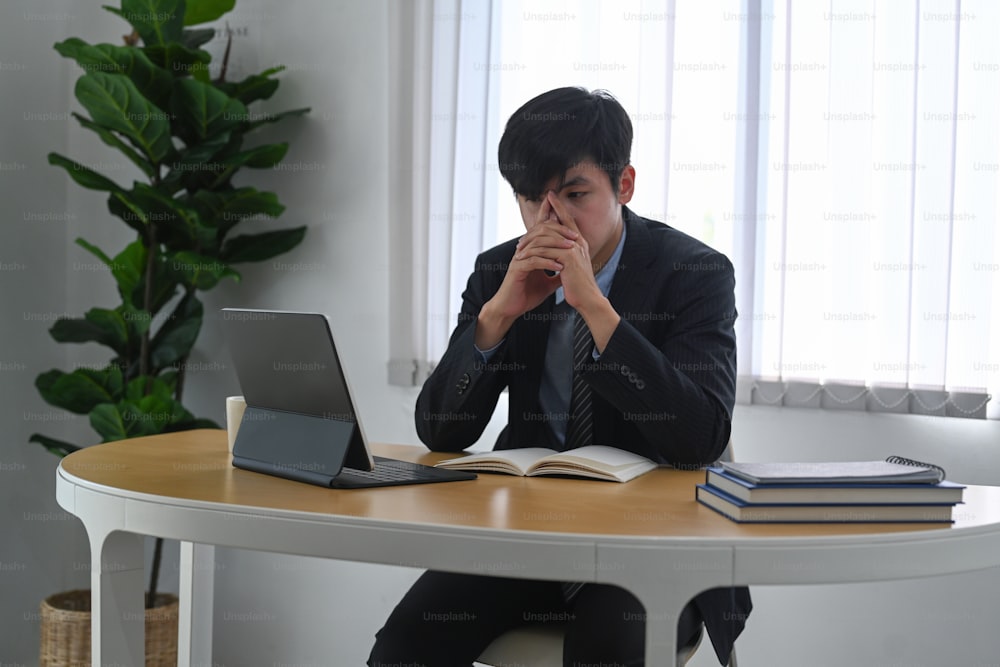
{"left": 225, "top": 396, "right": 247, "bottom": 452}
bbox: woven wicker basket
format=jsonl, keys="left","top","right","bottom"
{"left": 40, "top": 589, "right": 179, "bottom": 666}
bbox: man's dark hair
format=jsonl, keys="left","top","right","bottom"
{"left": 497, "top": 87, "right": 633, "bottom": 200}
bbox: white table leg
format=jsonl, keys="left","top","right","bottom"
{"left": 90, "top": 530, "right": 145, "bottom": 666}
{"left": 178, "top": 542, "right": 215, "bottom": 667}
{"left": 597, "top": 544, "right": 734, "bottom": 666}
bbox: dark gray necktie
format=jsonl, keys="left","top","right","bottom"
{"left": 563, "top": 311, "right": 593, "bottom": 450}
{"left": 560, "top": 310, "right": 594, "bottom": 602}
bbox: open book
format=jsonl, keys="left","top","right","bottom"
{"left": 434, "top": 445, "right": 658, "bottom": 483}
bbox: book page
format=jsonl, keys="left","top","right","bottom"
{"left": 527, "top": 446, "right": 657, "bottom": 482}
{"left": 542, "top": 445, "right": 654, "bottom": 471}
{"left": 435, "top": 447, "right": 557, "bottom": 475}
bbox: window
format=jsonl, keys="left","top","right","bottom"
{"left": 392, "top": 0, "right": 998, "bottom": 419}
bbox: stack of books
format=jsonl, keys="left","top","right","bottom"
{"left": 696, "top": 456, "right": 965, "bottom": 523}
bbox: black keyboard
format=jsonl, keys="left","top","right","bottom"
{"left": 330, "top": 456, "right": 476, "bottom": 488}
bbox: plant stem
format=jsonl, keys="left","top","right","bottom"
{"left": 175, "top": 289, "right": 195, "bottom": 402}
{"left": 139, "top": 171, "right": 160, "bottom": 383}
{"left": 218, "top": 25, "right": 232, "bottom": 83}
{"left": 142, "top": 172, "right": 163, "bottom": 606}
{"left": 139, "top": 229, "right": 155, "bottom": 380}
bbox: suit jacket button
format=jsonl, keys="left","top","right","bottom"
{"left": 620, "top": 365, "right": 630, "bottom": 376}
{"left": 636, "top": 380, "right": 646, "bottom": 390}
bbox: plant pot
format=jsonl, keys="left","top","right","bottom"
{"left": 40, "top": 589, "right": 179, "bottom": 666}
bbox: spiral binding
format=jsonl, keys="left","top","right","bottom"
{"left": 885, "top": 455, "right": 946, "bottom": 481}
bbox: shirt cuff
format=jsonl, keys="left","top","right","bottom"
{"left": 474, "top": 339, "right": 505, "bottom": 363}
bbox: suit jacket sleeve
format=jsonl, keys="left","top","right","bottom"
{"left": 587, "top": 249, "right": 737, "bottom": 467}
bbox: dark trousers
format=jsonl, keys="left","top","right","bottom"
{"left": 367, "top": 571, "right": 702, "bottom": 667}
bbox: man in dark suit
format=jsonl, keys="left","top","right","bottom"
{"left": 369, "top": 87, "right": 750, "bottom": 666}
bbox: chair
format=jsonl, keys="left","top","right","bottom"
{"left": 476, "top": 441, "right": 739, "bottom": 667}
{"left": 476, "top": 623, "right": 720, "bottom": 666}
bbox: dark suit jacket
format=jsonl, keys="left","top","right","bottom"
{"left": 415, "top": 207, "right": 751, "bottom": 664}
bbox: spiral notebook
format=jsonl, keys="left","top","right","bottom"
{"left": 719, "top": 456, "right": 947, "bottom": 486}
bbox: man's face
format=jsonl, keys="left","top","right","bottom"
{"left": 516, "top": 159, "right": 635, "bottom": 271}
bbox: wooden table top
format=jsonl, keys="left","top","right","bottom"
{"left": 60, "top": 429, "right": 999, "bottom": 540}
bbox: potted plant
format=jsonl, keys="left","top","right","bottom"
{"left": 30, "top": 0, "right": 309, "bottom": 663}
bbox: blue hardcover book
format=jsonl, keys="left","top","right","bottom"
{"left": 695, "top": 483, "right": 958, "bottom": 523}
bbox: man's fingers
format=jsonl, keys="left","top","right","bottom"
{"left": 518, "top": 220, "right": 577, "bottom": 251}
{"left": 546, "top": 191, "right": 581, "bottom": 234}
{"left": 536, "top": 193, "right": 553, "bottom": 224}
{"left": 515, "top": 231, "right": 575, "bottom": 259}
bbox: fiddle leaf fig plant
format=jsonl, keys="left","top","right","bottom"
{"left": 30, "top": 0, "right": 309, "bottom": 606}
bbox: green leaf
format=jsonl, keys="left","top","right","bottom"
{"left": 74, "top": 72, "right": 174, "bottom": 163}
{"left": 105, "top": 365, "right": 125, "bottom": 397}
{"left": 142, "top": 42, "right": 211, "bottom": 76}
{"left": 73, "top": 114, "right": 155, "bottom": 179}
{"left": 75, "top": 238, "right": 115, "bottom": 267}
{"left": 54, "top": 36, "right": 115, "bottom": 67}
{"left": 108, "top": 191, "right": 151, "bottom": 233}
{"left": 83, "top": 233, "right": 178, "bottom": 319}
{"left": 54, "top": 38, "right": 172, "bottom": 110}
{"left": 92, "top": 373, "right": 189, "bottom": 440}
{"left": 192, "top": 187, "right": 285, "bottom": 227}
{"left": 49, "top": 317, "right": 105, "bottom": 345}
{"left": 48, "top": 152, "right": 122, "bottom": 192}
{"left": 221, "top": 226, "right": 307, "bottom": 263}
{"left": 167, "top": 251, "right": 238, "bottom": 290}
{"left": 114, "top": 248, "right": 179, "bottom": 318}
{"left": 29, "top": 434, "right": 83, "bottom": 458}
{"left": 124, "top": 374, "right": 160, "bottom": 401}
{"left": 157, "top": 369, "right": 179, "bottom": 391}
{"left": 108, "top": 239, "right": 148, "bottom": 306}
{"left": 88, "top": 309, "right": 129, "bottom": 352}
{"left": 50, "top": 308, "right": 129, "bottom": 354}
{"left": 216, "top": 67, "right": 285, "bottom": 105}
{"left": 181, "top": 27, "right": 215, "bottom": 49}
{"left": 35, "top": 369, "right": 116, "bottom": 415}
{"left": 243, "top": 107, "right": 311, "bottom": 133}
{"left": 115, "top": 0, "right": 184, "bottom": 47}
{"left": 150, "top": 294, "right": 203, "bottom": 369}
{"left": 90, "top": 403, "right": 128, "bottom": 441}
{"left": 223, "top": 143, "right": 288, "bottom": 169}
{"left": 108, "top": 182, "right": 181, "bottom": 228}
{"left": 168, "top": 131, "right": 231, "bottom": 174}
{"left": 110, "top": 183, "right": 201, "bottom": 247}
{"left": 183, "top": 0, "right": 235, "bottom": 25}
{"left": 171, "top": 77, "right": 247, "bottom": 140}
{"left": 121, "top": 304, "right": 153, "bottom": 338}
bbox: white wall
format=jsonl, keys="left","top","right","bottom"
{"left": 1, "top": 2, "right": 99, "bottom": 663}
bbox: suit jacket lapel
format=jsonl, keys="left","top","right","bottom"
{"left": 509, "top": 293, "right": 555, "bottom": 426}
{"left": 608, "top": 207, "right": 656, "bottom": 316}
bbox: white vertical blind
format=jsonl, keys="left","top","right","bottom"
{"left": 749, "top": 0, "right": 997, "bottom": 417}
{"left": 390, "top": 0, "right": 999, "bottom": 421}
